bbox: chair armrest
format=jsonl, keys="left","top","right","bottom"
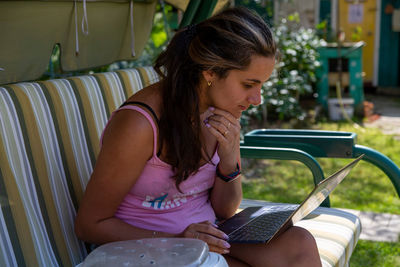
{"left": 244, "top": 129, "right": 356, "bottom": 158}
{"left": 241, "top": 129, "right": 400, "bottom": 199}
{"left": 354, "top": 145, "right": 400, "bottom": 197}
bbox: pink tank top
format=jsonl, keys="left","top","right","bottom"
{"left": 100, "top": 105, "right": 218, "bottom": 234}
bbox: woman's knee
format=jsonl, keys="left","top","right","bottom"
{"left": 287, "top": 226, "right": 317, "bottom": 246}
{"left": 284, "top": 226, "right": 321, "bottom": 265}
{"left": 228, "top": 227, "right": 321, "bottom": 267}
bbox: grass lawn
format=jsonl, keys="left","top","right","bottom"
{"left": 351, "top": 240, "right": 400, "bottom": 267}
{"left": 241, "top": 122, "right": 400, "bottom": 266}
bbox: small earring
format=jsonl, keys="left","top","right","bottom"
{"left": 207, "top": 81, "right": 212, "bottom": 87}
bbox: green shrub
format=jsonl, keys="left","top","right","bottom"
{"left": 243, "top": 13, "right": 326, "bottom": 125}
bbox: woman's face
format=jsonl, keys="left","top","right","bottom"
{"left": 201, "top": 55, "right": 275, "bottom": 118}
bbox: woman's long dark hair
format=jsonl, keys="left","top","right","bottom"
{"left": 154, "top": 7, "right": 277, "bottom": 190}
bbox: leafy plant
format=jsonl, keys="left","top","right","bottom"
{"left": 235, "top": 0, "right": 274, "bottom": 22}
{"left": 243, "top": 13, "right": 326, "bottom": 125}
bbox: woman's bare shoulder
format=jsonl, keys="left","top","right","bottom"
{"left": 98, "top": 82, "right": 163, "bottom": 162}
{"left": 102, "top": 107, "right": 155, "bottom": 155}
{"left": 125, "top": 82, "right": 162, "bottom": 118}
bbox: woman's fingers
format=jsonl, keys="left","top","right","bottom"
{"left": 182, "top": 221, "right": 230, "bottom": 254}
{"left": 205, "top": 123, "right": 229, "bottom": 142}
{"left": 209, "top": 107, "right": 239, "bottom": 125}
{"left": 207, "top": 111, "right": 240, "bottom": 129}
{"left": 208, "top": 244, "right": 230, "bottom": 254}
{"left": 199, "top": 231, "right": 231, "bottom": 250}
{"left": 207, "top": 117, "right": 239, "bottom": 138}
{"left": 203, "top": 108, "right": 241, "bottom": 165}
{"left": 205, "top": 110, "right": 240, "bottom": 142}
{"left": 195, "top": 221, "right": 229, "bottom": 240}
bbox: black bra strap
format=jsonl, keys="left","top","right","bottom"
{"left": 120, "top": 101, "right": 162, "bottom": 157}
{"left": 120, "top": 101, "right": 159, "bottom": 124}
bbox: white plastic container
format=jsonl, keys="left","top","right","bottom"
{"left": 328, "top": 98, "right": 354, "bottom": 121}
{"left": 79, "top": 238, "right": 228, "bottom": 267}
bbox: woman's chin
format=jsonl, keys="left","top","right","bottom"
{"left": 234, "top": 111, "right": 243, "bottom": 119}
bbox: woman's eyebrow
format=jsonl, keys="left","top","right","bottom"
{"left": 246, "top": 78, "right": 262, "bottom": 83}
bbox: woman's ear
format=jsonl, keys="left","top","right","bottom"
{"left": 201, "top": 70, "right": 215, "bottom": 83}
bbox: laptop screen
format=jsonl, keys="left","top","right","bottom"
{"left": 290, "top": 155, "right": 364, "bottom": 224}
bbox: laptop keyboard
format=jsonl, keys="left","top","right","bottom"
{"left": 227, "top": 209, "right": 295, "bottom": 243}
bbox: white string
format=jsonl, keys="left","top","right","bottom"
{"left": 74, "top": 0, "right": 79, "bottom": 55}
{"left": 130, "top": 0, "right": 135, "bottom": 57}
{"left": 81, "top": 0, "right": 89, "bottom": 35}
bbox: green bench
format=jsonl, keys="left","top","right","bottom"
{"left": 0, "top": 67, "right": 366, "bottom": 266}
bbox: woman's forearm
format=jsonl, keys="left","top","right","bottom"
{"left": 210, "top": 177, "right": 242, "bottom": 219}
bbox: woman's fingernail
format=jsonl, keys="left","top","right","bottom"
{"left": 223, "top": 241, "right": 231, "bottom": 248}
{"left": 223, "top": 249, "right": 230, "bottom": 254}
{"left": 212, "top": 223, "right": 219, "bottom": 228}
{"left": 205, "top": 123, "right": 211, "bottom": 128}
{"left": 223, "top": 233, "right": 229, "bottom": 240}
{"left": 208, "top": 106, "right": 215, "bottom": 111}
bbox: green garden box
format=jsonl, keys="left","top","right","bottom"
{"left": 316, "top": 42, "right": 365, "bottom": 111}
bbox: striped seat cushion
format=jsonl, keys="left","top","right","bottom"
{"left": 297, "top": 207, "right": 361, "bottom": 267}
{"left": 240, "top": 200, "right": 361, "bottom": 267}
{"left": 0, "top": 67, "right": 160, "bottom": 267}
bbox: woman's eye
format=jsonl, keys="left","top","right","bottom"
{"left": 243, "top": 84, "right": 253, "bottom": 89}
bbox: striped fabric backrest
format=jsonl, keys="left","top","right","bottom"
{"left": 0, "top": 67, "right": 160, "bottom": 267}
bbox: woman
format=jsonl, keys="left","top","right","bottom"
{"left": 75, "top": 7, "right": 321, "bottom": 267}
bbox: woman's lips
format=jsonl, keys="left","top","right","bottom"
{"left": 239, "top": 105, "right": 248, "bottom": 111}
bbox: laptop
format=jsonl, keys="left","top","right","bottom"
{"left": 218, "top": 154, "right": 364, "bottom": 244}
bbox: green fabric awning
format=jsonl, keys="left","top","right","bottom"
{"left": 0, "top": 0, "right": 157, "bottom": 84}
{"left": 0, "top": 0, "right": 228, "bottom": 85}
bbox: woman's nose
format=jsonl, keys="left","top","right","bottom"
{"left": 247, "top": 89, "right": 262, "bottom": 106}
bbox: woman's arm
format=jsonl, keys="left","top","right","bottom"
{"left": 210, "top": 172, "right": 242, "bottom": 220}
{"left": 75, "top": 109, "right": 230, "bottom": 254}
{"left": 74, "top": 109, "right": 175, "bottom": 244}
{"left": 206, "top": 108, "right": 243, "bottom": 219}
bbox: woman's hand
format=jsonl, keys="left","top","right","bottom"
{"left": 179, "top": 221, "right": 231, "bottom": 254}
{"left": 204, "top": 107, "right": 241, "bottom": 172}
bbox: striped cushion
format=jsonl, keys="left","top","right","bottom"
{"left": 0, "top": 67, "right": 159, "bottom": 267}
{"left": 297, "top": 207, "right": 360, "bottom": 267}
{"left": 239, "top": 200, "right": 361, "bottom": 267}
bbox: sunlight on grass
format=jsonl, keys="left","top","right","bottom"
{"left": 314, "top": 122, "right": 400, "bottom": 213}
{"left": 242, "top": 122, "right": 400, "bottom": 214}
{"left": 241, "top": 157, "right": 400, "bottom": 213}
{"left": 242, "top": 122, "right": 400, "bottom": 267}
{"left": 351, "top": 240, "right": 400, "bottom": 267}
{"left": 242, "top": 160, "right": 315, "bottom": 204}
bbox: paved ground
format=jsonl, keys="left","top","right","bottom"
{"left": 364, "top": 94, "right": 400, "bottom": 139}
{"left": 340, "top": 208, "right": 400, "bottom": 242}
{"left": 360, "top": 94, "right": 400, "bottom": 242}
